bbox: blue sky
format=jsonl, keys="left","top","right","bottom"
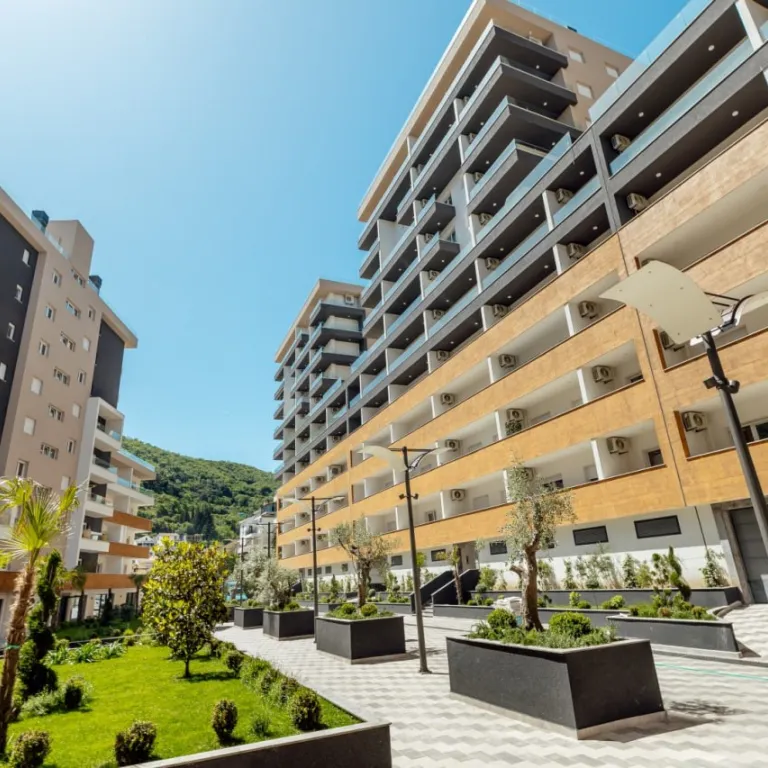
{"left": 0, "top": 0, "right": 688, "bottom": 469}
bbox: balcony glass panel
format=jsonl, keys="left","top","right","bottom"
{"left": 116, "top": 450, "right": 155, "bottom": 473}
{"left": 385, "top": 298, "right": 419, "bottom": 337}
{"left": 463, "top": 97, "right": 510, "bottom": 159}
{"left": 388, "top": 333, "right": 426, "bottom": 373}
{"left": 429, "top": 288, "right": 478, "bottom": 336}
{"left": 469, "top": 140, "right": 519, "bottom": 202}
{"left": 309, "top": 379, "right": 342, "bottom": 418}
{"left": 424, "top": 243, "right": 471, "bottom": 296}
{"left": 552, "top": 176, "right": 600, "bottom": 226}
{"left": 482, "top": 223, "right": 549, "bottom": 290}
{"left": 362, "top": 368, "right": 388, "bottom": 394}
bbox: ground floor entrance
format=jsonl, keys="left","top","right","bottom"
{"left": 730, "top": 507, "right": 768, "bottom": 603}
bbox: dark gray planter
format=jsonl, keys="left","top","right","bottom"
{"left": 263, "top": 609, "right": 315, "bottom": 640}
{"left": 373, "top": 602, "right": 413, "bottom": 615}
{"left": 434, "top": 604, "right": 495, "bottom": 620}
{"left": 447, "top": 636, "right": 664, "bottom": 734}
{"left": 316, "top": 615, "right": 406, "bottom": 661}
{"left": 608, "top": 615, "right": 739, "bottom": 652}
{"left": 233, "top": 607, "right": 264, "bottom": 629}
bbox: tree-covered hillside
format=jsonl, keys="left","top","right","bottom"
{"left": 122, "top": 437, "right": 277, "bottom": 541}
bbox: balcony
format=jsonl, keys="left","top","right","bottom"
{"left": 359, "top": 238, "right": 381, "bottom": 280}
{"left": 80, "top": 530, "right": 110, "bottom": 554}
{"left": 116, "top": 448, "right": 156, "bottom": 477}
{"left": 309, "top": 296, "right": 365, "bottom": 326}
{"left": 109, "top": 510, "right": 153, "bottom": 531}
{"left": 108, "top": 477, "right": 155, "bottom": 507}
{"left": 85, "top": 493, "right": 114, "bottom": 517}
{"left": 94, "top": 423, "right": 122, "bottom": 450}
{"left": 108, "top": 541, "right": 151, "bottom": 559}
{"left": 90, "top": 456, "right": 117, "bottom": 482}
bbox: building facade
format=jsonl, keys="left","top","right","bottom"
{"left": 0, "top": 187, "right": 154, "bottom": 628}
{"left": 274, "top": 0, "right": 768, "bottom": 603}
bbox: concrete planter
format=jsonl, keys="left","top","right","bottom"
{"left": 447, "top": 636, "right": 664, "bottom": 736}
{"left": 608, "top": 614, "right": 739, "bottom": 652}
{"left": 133, "top": 721, "right": 392, "bottom": 767}
{"left": 373, "top": 602, "right": 413, "bottom": 615}
{"left": 316, "top": 615, "right": 406, "bottom": 662}
{"left": 233, "top": 607, "right": 264, "bottom": 629}
{"left": 434, "top": 604, "right": 495, "bottom": 620}
{"left": 263, "top": 609, "right": 315, "bottom": 640}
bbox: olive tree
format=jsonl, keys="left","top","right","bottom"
{"left": 502, "top": 463, "right": 574, "bottom": 630}
{"left": 330, "top": 520, "right": 395, "bottom": 605}
{"left": 255, "top": 558, "right": 298, "bottom": 609}
{"left": 234, "top": 548, "right": 268, "bottom": 599}
{"left": 142, "top": 540, "right": 228, "bottom": 677}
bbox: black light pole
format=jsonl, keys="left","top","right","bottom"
{"left": 238, "top": 533, "right": 245, "bottom": 607}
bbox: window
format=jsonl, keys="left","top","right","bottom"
{"left": 88, "top": 307, "right": 96, "bottom": 321}
{"left": 14, "top": 285, "right": 23, "bottom": 302}
{"left": 489, "top": 541, "right": 508, "bottom": 556}
{"left": 576, "top": 83, "right": 593, "bottom": 99}
{"left": 391, "top": 555, "right": 403, "bottom": 567}
{"left": 16, "top": 460, "right": 28, "bottom": 477}
{"left": 65, "top": 300, "right": 81, "bottom": 318}
{"left": 6, "top": 324, "right": 16, "bottom": 341}
{"left": 573, "top": 525, "right": 609, "bottom": 546}
{"left": 431, "top": 549, "right": 447, "bottom": 562}
{"left": 628, "top": 372, "right": 643, "bottom": 384}
{"left": 324, "top": 566, "right": 332, "bottom": 574}
{"left": 306, "top": 568, "right": 312, "bottom": 576}
{"left": 341, "top": 563, "right": 349, "bottom": 573}
{"left": 48, "top": 405, "right": 64, "bottom": 422}
{"left": 38, "top": 340, "right": 49, "bottom": 357}
{"left": 40, "top": 443, "right": 59, "bottom": 460}
{"left": 53, "top": 368, "right": 71, "bottom": 386}
{"left": 23, "top": 418, "right": 35, "bottom": 436}
{"left": 72, "top": 403, "right": 81, "bottom": 418}
{"left": 52, "top": 270, "right": 61, "bottom": 286}
{"left": 741, "top": 420, "right": 768, "bottom": 443}
{"left": 44, "top": 305, "right": 55, "bottom": 321}
{"left": 541, "top": 475, "right": 564, "bottom": 491}
{"left": 61, "top": 475, "right": 70, "bottom": 491}
{"left": 71, "top": 271, "right": 85, "bottom": 288}
{"left": 60, "top": 333, "right": 76, "bottom": 352}
{"left": 77, "top": 370, "right": 87, "bottom": 385}
{"left": 30, "top": 377, "right": 42, "bottom": 395}
{"left": 0, "top": 362, "right": 6, "bottom": 382}
{"left": 66, "top": 439, "right": 76, "bottom": 454}
{"left": 634, "top": 515, "right": 681, "bottom": 539}
{"left": 606, "top": 64, "right": 619, "bottom": 78}
{"left": 22, "top": 249, "right": 30, "bottom": 266}
{"left": 569, "top": 49, "right": 584, "bottom": 63}
{"left": 647, "top": 449, "right": 664, "bottom": 467}
{"left": 83, "top": 337, "right": 91, "bottom": 352}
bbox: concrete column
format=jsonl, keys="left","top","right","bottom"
{"left": 576, "top": 367, "right": 602, "bottom": 404}
{"left": 552, "top": 243, "right": 570, "bottom": 274}
{"left": 736, "top": 0, "right": 768, "bottom": 52}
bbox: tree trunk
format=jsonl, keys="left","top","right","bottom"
{"left": 184, "top": 657, "right": 190, "bottom": 678}
{"left": 453, "top": 561, "right": 463, "bottom": 605}
{"left": 358, "top": 565, "right": 369, "bottom": 606}
{"left": 0, "top": 563, "right": 37, "bottom": 754}
{"left": 522, "top": 548, "right": 542, "bottom": 631}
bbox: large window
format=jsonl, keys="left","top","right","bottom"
{"left": 431, "top": 549, "right": 447, "bottom": 562}
{"left": 391, "top": 555, "right": 403, "bottom": 567}
{"left": 573, "top": 526, "right": 609, "bottom": 546}
{"left": 634, "top": 515, "right": 681, "bottom": 539}
{"left": 489, "top": 541, "right": 508, "bottom": 556}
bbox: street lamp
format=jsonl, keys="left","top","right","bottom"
{"left": 362, "top": 444, "right": 452, "bottom": 675}
{"left": 601, "top": 261, "right": 768, "bottom": 556}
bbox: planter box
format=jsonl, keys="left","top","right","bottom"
{"left": 233, "top": 607, "right": 264, "bottom": 629}
{"left": 608, "top": 615, "right": 739, "bottom": 652}
{"left": 434, "top": 604, "right": 495, "bottom": 620}
{"left": 373, "top": 602, "right": 413, "bottom": 615}
{"left": 447, "top": 636, "right": 664, "bottom": 736}
{"left": 316, "top": 615, "right": 406, "bottom": 662}
{"left": 297, "top": 601, "right": 344, "bottom": 614}
{"left": 263, "top": 609, "right": 315, "bottom": 640}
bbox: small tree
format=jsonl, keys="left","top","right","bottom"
{"left": 255, "top": 559, "right": 297, "bottom": 609}
{"left": 142, "top": 540, "right": 228, "bottom": 677}
{"left": 67, "top": 565, "right": 88, "bottom": 623}
{"left": 502, "top": 463, "right": 575, "bottom": 630}
{"left": 234, "top": 549, "right": 268, "bottom": 600}
{"left": 129, "top": 572, "right": 146, "bottom": 614}
{"left": 330, "top": 520, "right": 395, "bottom": 605}
{"left": 449, "top": 546, "right": 463, "bottom": 604}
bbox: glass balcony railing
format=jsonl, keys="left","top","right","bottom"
{"left": 589, "top": 0, "right": 714, "bottom": 122}
{"left": 552, "top": 176, "right": 600, "bottom": 226}
{"left": 416, "top": 193, "right": 437, "bottom": 220}
{"left": 388, "top": 333, "right": 426, "bottom": 373}
{"left": 428, "top": 288, "right": 478, "bottom": 337}
{"left": 309, "top": 379, "right": 342, "bottom": 418}
{"left": 349, "top": 393, "right": 361, "bottom": 409}
{"left": 88, "top": 493, "right": 113, "bottom": 507}
{"left": 463, "top": 97, "right": 510, "bottom": 160}
{"left": 385, "top": 298, "right": 419, "bottom": 337}
{"left": 482, "top": 223, "right": 549, "bottom": 290}
{"left": 91, "top": 456, "right": 117, "bottom": 474}
{"left": 115, "top": 476, "right": 155, "bottom": 497}
{"left": 609, "top": 38, "right": 752, "bottom": 175}
{"left": 362, "top": 368, "right": 388, "bottom": 394}
{"left": 469, "top": 139, "right": 519, "bottom": 202}
{"left": 96, "top": 424, "right": 122, "bottom": 441}
{"left": 424, "top": 243, "right": 471, "bottom": 296}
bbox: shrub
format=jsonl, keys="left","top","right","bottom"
{"left": 20, "top": 691, "right": 62, "bottom": 718}
{"left": 285, "top": 600, "right": 301, "bottom": 611}
{"left": 276, "top": 676, "right": 300, "bottom": 705}
{"left": 475, "top": 583, "right": 487, "bottom": 594}
{"left": 483, "top": 597, "right": 495, "bottom": 606}
{"left": 211, "top": 699, "right": 238, "bottom": 742}
{"left": 70, "top": 641, "right": 100, "bottom": 664}
{"left": 7, "top": 730, "right": 51, "bottom": 768}
{"left": 251, "top": 711, "right": 270, "bottom": 738}
{"left": 99, "top": 641, "right": 126, "bottom": 660}
{"left": 114, "top": 721, "right": 157, "bottom": 766}
{"left": 17, "top": 641, "right": 57, "bottom": 700}
{"left": 240, "top": 657, "right": 271, "bottom": 689}
{"left": 360, "top": 602, "right": 378, "bottom": 618}
{"left": 601, "top": 595, "right": 626, "bottom": 610}
{"left": 216, "top": 641, "right": 236, "bottom": 658}
{"left": 467, "top": 598, "right": 478, "bottom": 606}
{"left": 486, "top": 608, "right": 516, "bottom": 633}
{"left": 576, "top": 600, "right": 591, "bottom": 609}
{"left": 62, "top": 676, "right": 89, "bottom": 711}
{"left": 288, "top": 688, "right": 322, "bottom": 731}
{"left": 223, "top": 650, "right": 245, "bottom": 676}
{"left": 368, "top": 588, "right": 377, "bottom": 599}
{"left": 260, "top": 668, "right": 280, "bottom": 696}
{"left": 338, "top": 602, "right": 357, "bottom": 617}
{"left": 537, "top": 594, "right": 552, "bottom": 608}
{"left": 568, "top": 591, "right": 582, "bottom": 608}
{"left": 548, "top": 612, "right": 593, "bottom": 638}
{"left": 122, "top": 629, "right": 136, "bottom": 646}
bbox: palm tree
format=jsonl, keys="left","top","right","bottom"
{"left": 129, "top": 571, "right": 146, "bottom": 615}
{"left": 67, "top": 564, "right": 88, "bottom": 624}
{"left": 0, "top": 478, "right": 77, "bottom": 753}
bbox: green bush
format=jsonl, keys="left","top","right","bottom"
{"left": 475, "top": 583, "right": 487, "bottom": 594}
{"left": 122, "top": 629, "right": 136, "bottom": 646}
{"left": 7, "top": 730, "right": 51, "bottom": 768}
{"left": 486, "top": 608, "right": 516, "bottom": 633}
{"left": 211, "top": 699, "right": 238, "bottom": 742}
{"left": 276, "top": 676, "right": 300, "bottom": 705}
{"left": 17, "top": 641, "right": 57, "bottom": 701}
{"left": 288, "top": 688, "right": 322, "bottom": 731}
{"left": 114, "top": 721, "right": 157, "bottom": 766}
{"left": 260, "top": 668, "right": 280, "bottom": 696}
{"left": 20, "top": 691, "right": 62, "bottom": 718}
{"left": 368, "top": 588, "right": 377, "bottom": 599}
{"left": 251, "top": 711, "right": 270, "bottom": 738}
{"left": 360, "top": 602, "right": 378, "bottom": 618}
{"left": 62, "top": 676, "right": 88, "bottom": 711}
{"left": 286, "top": 601, "right": 301, "bottom": 611}
{"left": 483, "top": 597, "right": 495, "bottom": 606}
{"left": 548, "top": 612, "right": 593, "bottom": 638}
{"left": 223, "top": 650, "right": 245, "bottom": 676}
{"left": 240, "top": 657, "right": 271, "bottom": 689}
{"left": 338, "top": 602, "right": 357, "bottom": 617}
{"left": 467, "top": 599, "right": 478, "bottom": 606}
{"left": 600, "top": 595, "right": 626, "bottom": 610}
{"left": 537, "top": 594, "right": 552, "bottom": 608}
{"left": 216, "top": 641, "right": 236, "bottom": 658}
{"left": 576, "top": 600, "right": 591, "bottom": 609}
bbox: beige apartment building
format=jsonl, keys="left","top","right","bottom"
{"left": 0, "top": 187, "right": 154, "bottom": 630}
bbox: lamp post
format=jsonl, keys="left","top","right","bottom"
{"left": 602, "top": 261, "right": 768, "bottom": 557}
{"left": 363, "top": 444, "right": 452, "bottom": 675}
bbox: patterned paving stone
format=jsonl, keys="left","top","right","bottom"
{"left": 218, "top": 616, "right": 768, "bottom": 767}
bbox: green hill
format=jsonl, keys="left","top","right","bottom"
{"left": 122, "top": 437, "right": 277, "bottom": 541}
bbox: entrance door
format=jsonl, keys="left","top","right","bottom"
{"left": 731, "top": 508, "right": 768, "bottom": 603}
{"left": 456, "top": 542, "right": 477, "bottom": 571}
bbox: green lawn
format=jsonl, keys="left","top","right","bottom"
{"left": 7, "top": 645, "right": 358, "bottom": 768}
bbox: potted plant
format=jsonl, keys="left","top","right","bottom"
{"left": 316, "top": 602, "right": 406, "bottom": 662}
{"left": 259, "top": 560, "right": 314, "bottom": 640}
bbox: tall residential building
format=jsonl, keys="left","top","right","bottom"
{"left": 274, "top": 0, "right": 768, "bottom": 603}
{"left": 0, "top": 186, "right": 155, "bottom": 628}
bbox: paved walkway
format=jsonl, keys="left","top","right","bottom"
{"left": 727, "top": 604, "right": 768, "bottom": 658}
{"left": 218, "top": 618, "right": 768, "bottom": 767}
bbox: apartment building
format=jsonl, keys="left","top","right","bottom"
{"left": 238, "top": 504, "right": 277, "bottom": 557}
{"left": 0, "top": 186, "right": 155, "bottom": 628}
{"left": 274, "top": 0, "right": 768, "bottom": 604}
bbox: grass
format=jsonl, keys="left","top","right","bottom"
{"left": 55, "top": 618, "right": 142, "bottom": 643}
{"left": 6, "top": 645, "right": 358, "bottom": 767}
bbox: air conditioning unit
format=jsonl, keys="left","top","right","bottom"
{"left": 566, "top": 242, "right": 585, "bottom": 260}
{"left": 299, "top": 486, "right": 309, "bottom": 494}
{"left": 485, "top": 257, "right": 500, "bottom": 271}
{"left": 592, "top": 365, "right": 614, "bottom": 383}
{"left": 627, "top": 192, "right": 649, "bottom": 213}
{"left": 498, "top": 353, "right": 517, "bottom": 369}
{"left": 444, "top": 439, "right": 461, "bottom": 452}
{"left": 555, "top": 188, "right": 574, "bottom": 204}
{"left": 578, "top": 300, "right": 599, "bottom": 319}
{"left": 492, "top": 304, "right": 509, "bottom": 318}
{"left": 419, "top": 198, "right": 430, "bottom": 206}
{"left": 506, "top": 408, "right": 525, "bottom": 422}
{"left": 416, "top": 164, "right": 424, "bottom": 175}
{"left": 440, "top": 393, "right": 456, "bottom": 406}
{"left": 424, "top": 232, "right": 434, "bottom": 243}
{"left": 521, "top": 467, "right": 536, "bottom": 481}
{"left": 468, "top": 132, "right": 477, "bottom": 143}
{"left": 682, "top": 411, "right": 707, "bottom": 432}
{"left": 473, "top": 171, "right": 484, "bottom": 182}
{"left": 431, "top": 308, "right": 445, "bottom": 320}
{"left": 607, "top": 436, "right": 630, "bottom": 454}
{"left": 427, "top": 269, "right": 440, "bottom": 280}
{"left": 329, "top": 465, "right": 342, "bottom": 476}
{"left": 450, "top": 489, "right": 466, "bottom": 501}
{"left": 659, "top": 330, "right": 684, "bottom": 351}
{"left": 611, "top": 133, "right": 632, "bottom": 152}
{"left": 343, "top": 294, "right": 356, "bottom": 306}
{"left": 315, "top": 476, "right": 324, "bottom": 484}
{"left": 435, "top": 350, "right": 451, "bottom": 362}
{"left": 478, "top": 212, "right": 493, "bottom": 226}
{"left": 331, "top": 435, "right": 343, "bottom": 444}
